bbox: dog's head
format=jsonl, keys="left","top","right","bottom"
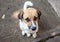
{"left": 18, "top": 8, "right": 41, "bottom": 31}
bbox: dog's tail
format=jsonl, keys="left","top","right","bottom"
{"left": 23, "top": 1, "right": 33, "bottom": 10}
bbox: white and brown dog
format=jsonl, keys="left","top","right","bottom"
{"left": 18, "top": 1, "right": 41, "bottom": 38}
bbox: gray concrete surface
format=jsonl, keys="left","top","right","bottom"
{"left": 48, "top": 0, "right": 60, "bottom": 17}
{"left": 0, "top": 0, "right": 60, "bottom": 42}
{"left": 46, "top": 36, "right": 60, "bottom": 42}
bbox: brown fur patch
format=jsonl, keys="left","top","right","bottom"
{"left": 23, "top": 8, "right": 38, "bottom": 27}
{"left": 23, "top": 8, "right": 38, "bottom": 20}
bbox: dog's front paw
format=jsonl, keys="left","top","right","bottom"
{"left": 27, "top": 33, "right": 31, "bottom": 37}
{"left": 33, "top": 33, "right": 37, "bottom": 38}
{"left": 22, "top": 31, "right": 25, "bottom": 36}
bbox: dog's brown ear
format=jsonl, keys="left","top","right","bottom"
{"left": 37, "top": 10, "right": 41, "bottom": 19}
{"left": 18, "top": 10, "right": 24, "bottom": 19}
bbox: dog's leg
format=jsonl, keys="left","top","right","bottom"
{"left": 22, "top": 31, "right": 25, "bottom": 36}
{"left": 27, "top": 33, "right": 31, "bottom": 37}
{"left": 33, "top": 33, "right": 37, "bottom": 38}
{"left": 26, "top": 32, "right": 31, "bottom": 37}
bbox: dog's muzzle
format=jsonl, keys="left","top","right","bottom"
{"left": 29, "top": 26, "right": 36, "bottom": 31}
{"left": 31, "top": 27, "right": 36, "bottom": 31}
{"left": 29, "top": 21, "right": 36, "bottom": 31}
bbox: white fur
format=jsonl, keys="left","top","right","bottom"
{"left": 33, "top": 33, "right": 37, "bottom": 38}
{"left": 23, "top": 1, "right": 33, "bottom": 10}
{"left": 32, "top": 21, "right": 36, "bottom": 27}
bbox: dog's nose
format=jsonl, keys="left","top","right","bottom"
{"left": 32, "top": 27, "right": 36, "bottom": 31}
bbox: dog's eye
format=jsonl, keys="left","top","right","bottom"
{"left": 34, "top": 16, "right": 37, "bottom": 21}
{"left": 25, "top": 18, "right": 30, "bottom": 22}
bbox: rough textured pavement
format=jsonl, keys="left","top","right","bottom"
{"left": 48, "top": 0, "right": 60, "bottom": 17}
{"left": 46, "top": 36, "right": 60, "bottom": 42}
{"left": 0, "top": 0, "right": 60, "bottom": 42}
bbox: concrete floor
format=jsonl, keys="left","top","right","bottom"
{"left": 0, "top": 0, "right": 60, "bottom": 42}
{"left": 48, "top": 0, "right": 60, "bottom": 17}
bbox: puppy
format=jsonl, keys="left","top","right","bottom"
{"left": 18, "top": 1, "right": 41, "bottom": 38}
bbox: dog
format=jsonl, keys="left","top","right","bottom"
{"left": 18, "top": 1, "right": 41, "bottom": 38}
